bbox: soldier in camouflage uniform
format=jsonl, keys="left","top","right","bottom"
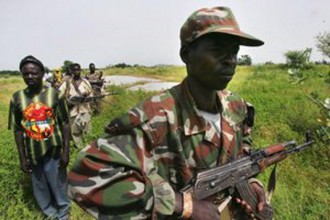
{"left": 68, "top": 6, "right": 269, "bottom": 219}
{"left": 86, "top": 63, "right": 104, "bottom": 115}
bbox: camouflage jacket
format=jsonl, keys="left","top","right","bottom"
{"left": 68, "top": 78, "right": 254, "bottom": 219}
{"left": 86, "top": 72, "right": 104, "bottom": 92}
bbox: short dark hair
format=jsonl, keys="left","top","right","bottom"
{"left": 71, "top": 63, "right": 81, "bottom": 69}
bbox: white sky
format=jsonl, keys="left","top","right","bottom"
{"left": 0, "top": 0, "right": 329, "bottom": 70}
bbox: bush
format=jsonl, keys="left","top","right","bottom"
{"left": 113, "top": 63, "right": 132, "bottom": 68}
{"left": 238, "top": 54, "right": 252, "bottom": 66}
{"left": 315, "top": 31, "right": 330, "bottom": 60}
{"left": 284, "top": 48, "right": 312, "bottom": 68}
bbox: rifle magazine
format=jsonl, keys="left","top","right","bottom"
{"left": 236, "top": 181, "right": 273, "bottom": 220}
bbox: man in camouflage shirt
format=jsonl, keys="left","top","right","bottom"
{"left": 68, "top": 6, "right": 269, "bottom": 219}
{"left": 85, "top": 63, "right": 104, "bottom": 115}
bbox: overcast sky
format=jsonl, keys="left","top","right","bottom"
{"left": 0, "top": 0, "right": 329, "bottom": 70}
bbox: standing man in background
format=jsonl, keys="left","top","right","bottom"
{"left": 42, "top": 69, "right": 53, "bottom": 88}
{"left": 52, "top": 67, "right": 63, "bottom": 89}
{"left": 8, "top": 55, "right": 71, "bottom": 220}
{"left": 62, "top": 65, "right": 73, "bottom": 83}
{"left": 86, "top": 63, "right": 104, "bottom": 115}
{"left": 59, "top": 63, "right": 93, "bottom": 149}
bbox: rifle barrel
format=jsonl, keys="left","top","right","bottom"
{"left": 285, "top": 140, "right": 315, "bottom": 154}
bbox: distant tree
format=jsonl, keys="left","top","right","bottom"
{"left": 315, "top": 32, "right": 330, "bottom": 59}
{"left": 237, "top": 54, "right": 252, "bottom": 66}
{"left": 0, "top": 70, "right": 20, "bottom": 76}
{"left": 265, "top": 61, "right": 274, "bottom": 65}
{"left": 284, "top": 48, "right": 312, "bottom": 68}
{"left": 62, "top": 60, "right": 74, "bottom": 72}
{"left": 114, "top": 63, "right": 132, "bottom": 68}
{"left": 314, "top": 59, "right": 329, "bottom": 65}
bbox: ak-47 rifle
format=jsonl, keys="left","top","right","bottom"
{"left": 68, "top": 91, "right": 118, "bottom": 105}
{"left": 183, "top": 132, "right": 314, "bottom": 220}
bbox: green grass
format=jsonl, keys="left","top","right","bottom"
{"left": 0, "top": 65, "right": 329, "bottom": 219}
{"left": 100, "top": 65, "right": 187, "bottom": 82}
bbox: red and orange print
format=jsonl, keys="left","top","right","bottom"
{"left": 22, "top": 102, "right": 55, "bottom": 141}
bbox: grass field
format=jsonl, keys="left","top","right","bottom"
{"left": 0, "top": 64, "right": 329, "bottom": 219}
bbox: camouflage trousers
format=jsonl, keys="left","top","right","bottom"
{"left": 69, "top": 112, "right": 91, "bottom": 147}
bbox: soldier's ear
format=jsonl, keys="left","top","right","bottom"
{"left": 180, "top": 45, "right": 190, "bottom": 64}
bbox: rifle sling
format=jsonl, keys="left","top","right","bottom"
{"left": 266, "top": 164, "right": 277, "bottom": 203}
{"left": 72, "top": 79, "right": 84, "bottom": 96}
{"left": 70, "top": 79, "right": 87, "bottom": 113}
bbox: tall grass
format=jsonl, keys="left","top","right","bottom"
{"left": 0, "top": 65, "right": 329, "bottom": 219}
{"left": 100, "top": 65, "right": 186, "bottom": 82}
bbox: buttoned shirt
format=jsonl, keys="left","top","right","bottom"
{"left": 59, "top": 78, "right": 92, "bottom": 117}
{"left": 68, "top": 78, "right": 253, "bottom": 219}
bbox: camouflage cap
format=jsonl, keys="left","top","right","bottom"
{"left": 180, "top": 7, "right": 264, "bottom": 47}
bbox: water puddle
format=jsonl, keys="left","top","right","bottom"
{"left": 129, "top": 82, "right": 179, "bottom": 91}
{"left": 103, "top": 75, "right": 179, "bottom": 91}
{"left": 103, "top": 75, "right": 160, "bottom": 86}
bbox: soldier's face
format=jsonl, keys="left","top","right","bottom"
{"left": 186, "top": 34, "right": 239, "bottom": 90}
{"left": 21, "top": 63, "right": 44, "bottom": 87}
{"left": 89, "top": 64, "right": 95, "bottom": 72}
{"left": 72, "top": 66, "right": 81, "bottom": 77}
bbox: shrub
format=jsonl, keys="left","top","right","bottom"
{"left": 284, "top": 48, "right": 312, "bottom": 68}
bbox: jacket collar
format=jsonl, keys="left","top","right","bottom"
{"left": 177, "top": 79, "right": 226, "bottom": 133}
{"left": 173, "top": 78, "right": 238, "bottom": 148}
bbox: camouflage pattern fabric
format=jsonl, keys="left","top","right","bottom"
{"left": 180, "top": 6, "right": 264, "bottom": 47}
{"left": 68, "top": 78, "right": 254, "bottom": 219}
{"left": 86, "top": 72, "right": 104, "bottom": 114}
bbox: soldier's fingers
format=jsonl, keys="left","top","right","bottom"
{"left": 255, "top": 187, "right": 266, "bottom": 211}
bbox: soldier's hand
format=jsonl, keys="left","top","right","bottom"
{"left": 174, "top": 193, "right": 220, "bottom": 220}
{"left": 191, "top": 199, "right": 220, "bottom": 220}
{"left": 20, "top": 159, "right": 31, "bottom": 174}
{"left": 236, "top": 182, "right": 266, "bottom": 219}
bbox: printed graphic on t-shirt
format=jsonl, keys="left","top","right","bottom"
{"left": 21, "top": 102, "right": 55, "bottom": 141}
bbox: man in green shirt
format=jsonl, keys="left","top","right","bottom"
{"left": 8, "top": 55, "right": 71, "bottom": 220}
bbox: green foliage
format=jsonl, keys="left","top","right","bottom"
{"left": 315, "top": 31, "right": 330, "bottom": 59}
{"left": 284, "top": 48, "right": 312, "bottom": 68}
{"left": 0, "top": 65, "right": 329, "bottom": 219}
{"left": 102, "top": 65, "right": 186, "bottom": 82}
{"left": 112, "top": 62, "right": 132, "bottom": 68}
{"left": 0, "top": 70, "right": 20, "bottom": 77}
{"left": 238, "top": 54, "right": 252, "bottom": 66}
{"left": 286, "top": 65, "right": 330, "bottom": 144}
{"left": 229, "top": 64, "right": 329, "bottom": 219}
{"left": 61, "top": 60, "right": 74, "bottom": 72}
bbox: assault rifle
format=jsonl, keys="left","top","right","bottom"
{"left": 68, "top": 91, "right": 118, "bottom": 105}
{"left": 183, "top": 132, "right": 314, "bottom": 219}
